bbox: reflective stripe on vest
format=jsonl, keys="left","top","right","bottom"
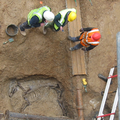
{"left": 54, "top": 8, "right": 76, "bottom": 30}
{"left": 27, "top": 6, "right": 50, "bottom": 26}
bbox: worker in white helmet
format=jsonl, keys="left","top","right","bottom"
{"left": 19, "top": 6, "right": 55, "bottom": 36}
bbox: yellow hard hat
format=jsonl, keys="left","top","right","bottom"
{"left": 68, "top": 11, "right": 77, "bottom": 22}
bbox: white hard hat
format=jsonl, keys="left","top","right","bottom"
{"left": 43, "top": 11, "right": 55, "bottom": 21}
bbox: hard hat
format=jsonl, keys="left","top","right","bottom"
{"left": 43, "top": 11, "right": 55, "bottom": 21}
{"left": 91, "top": 33, "right": 101, "bottom": 41}
{"left": 68, "top": 11, "right": 77, "bottom": 22}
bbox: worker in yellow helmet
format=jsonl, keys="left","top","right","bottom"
{"left": 43, "top": 8, "right": 77, "bottom": 34}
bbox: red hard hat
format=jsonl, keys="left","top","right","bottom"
{"left": 91, "top": 33, "right": 101, "bottom": 41}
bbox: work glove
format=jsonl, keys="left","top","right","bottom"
{"left": 79, "top": 28, "right": 84, "bottom": 32}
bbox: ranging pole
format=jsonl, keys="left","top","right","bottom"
{"left": 116, "top": 32, "right": 120, "bottom": 120}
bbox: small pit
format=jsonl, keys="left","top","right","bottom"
{"left": 8, "top": 75, "right": 69, "bottom": 118}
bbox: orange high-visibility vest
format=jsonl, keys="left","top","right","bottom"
{"left": 80, "top": 28, "right": 100, "bottom": 47}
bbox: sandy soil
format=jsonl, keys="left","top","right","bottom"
{"left": 80, "top": 0, "right": 119, "bottom": 119}
{"left": 0, "top": 0, "right": 119, "bottom": 120}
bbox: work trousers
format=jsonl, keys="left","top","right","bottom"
{"left": 20, "top": 21, "right": 32, "bottom": 31}
{"left": 70, "top": 35, "right": 83, "bottom": 50}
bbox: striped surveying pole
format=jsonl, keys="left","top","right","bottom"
{"left": 116, "top": 32, "right": 120, "bottom": 120}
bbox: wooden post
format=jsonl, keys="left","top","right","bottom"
{"left": 5, "top": 110, "right": 73, "bottom": 120}
{"left": 76, "top": 76, "right": 84, "bottom": 120}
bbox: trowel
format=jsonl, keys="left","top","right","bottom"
{"left": 89, "top": 0, "right": 93, "bottom": 6}
{"left": 3, "top": 38, "right": 14, "bottom": 45}
{"left": 74, "top": 0, "right": 77, "bottom": 6}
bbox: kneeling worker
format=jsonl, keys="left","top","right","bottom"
{"left": 43, "top": 8, "right": 77, "bottom": 34}
{"left": 19, "top": 6, "right": 55, "bottom": 36}
{"left": 68, "top": 27, "right": 101, "bottom": 51}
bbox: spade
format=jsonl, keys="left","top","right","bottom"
{"left": 3, "top": 38, "right": 14, "bottom": 45}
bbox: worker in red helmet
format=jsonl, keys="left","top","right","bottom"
{"left": 68, "top": 27, "right": 101, "bottom": 51}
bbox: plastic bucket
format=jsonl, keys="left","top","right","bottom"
{"left": 6, "top": 24, "right": 18, "bottom": 37}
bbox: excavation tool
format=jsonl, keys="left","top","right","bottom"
{"left": 74, "top": 0, "right": 77, "bottom": 6}
{"left": 82, "top": 78, "right": 87, "bottom": 92}
{"left": 98, "top": 74, "right": 117, "bottom": 81}
{"left": 98, "top": 74, "right": 117, "bottom": 84}
{"left": 89, "top": 0, "right": 93, "bottom": 6}
{"left": 3, "top": 38, "right": 14, "bottom": 45}
{"left": 101, "top": 90, "right": 116, "bottom": 96}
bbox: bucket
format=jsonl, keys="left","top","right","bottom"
{"left": 6, "top": 24, "right": 18, "bottom": 37}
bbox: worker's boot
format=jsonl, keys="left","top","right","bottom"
{"left": 43, "top": 26, "right": 47, "bottom": 35}
{"left": 68, "top": 36, "right": 76, "bottom": 41}
{"left": 19, "top": 28, "right": 26, "bottom": 36}
{"left": 69, "top": 47, "right": 75, "bottom": 51}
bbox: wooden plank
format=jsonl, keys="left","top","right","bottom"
{"left": 74, "top": 0, "right": 83, "bottom": 75}
{"left": 75, "top": 0, "right": 86, "bottom": 75}
{"left": 66, "top": 0, "right": 86, "bottom": 75}
{"left": 67, "top": 0, "right": 79, "bottom": 75}
{"left": 66, "top": 0, "right": 78, "bottom": 75}
{"left": 70, "top": 0, "right": 78, "bottom": 75}
{"left": 66, "top": 0, "right": 78, "bottom": 74}
{"left": 67, "top": 0, "right": 77, "bottom": 75}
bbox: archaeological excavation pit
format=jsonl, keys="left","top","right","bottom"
{"left": 7, "top": 75, "right": 72, "bottom": 119}
{"left": 1, "top": 0, "right": 120, "bottom": 119}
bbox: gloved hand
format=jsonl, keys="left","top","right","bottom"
{"left": 82, "top": 47, "right": 87, "bottom": 51}
{"left": 79, "top": 28, "right": 84, "bottom": 32}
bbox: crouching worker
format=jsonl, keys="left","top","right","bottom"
{"left": 19, "top": 6, "right": 55, "bottom": 36}
{"left": 68, "top": 27, "right": 101, "bottom": 51}
{"left": 43, "top": 8, "right": 77, "bottom": 34}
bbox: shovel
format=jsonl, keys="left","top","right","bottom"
{"left": 98, "top": 74, "right": 117, "bottom": 81}
{"left": 3, "top": 38, "right": 14, "bottom": 45}
{"left": 98, "top": 74, "right": 117, "bottom": 84}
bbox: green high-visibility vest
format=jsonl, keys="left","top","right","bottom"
{"left": 27, "top": 6, "right": 50, "bottom": 26}
{"left": 54, "top": 8, "right": 76, "bottom": 30}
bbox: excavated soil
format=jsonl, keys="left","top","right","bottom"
{"left": 0, "top": 0, "right": 119, "bottom": 120}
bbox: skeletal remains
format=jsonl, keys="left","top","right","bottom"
{"left": 8, "top": 79, "right": 67, "bottom": 115}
